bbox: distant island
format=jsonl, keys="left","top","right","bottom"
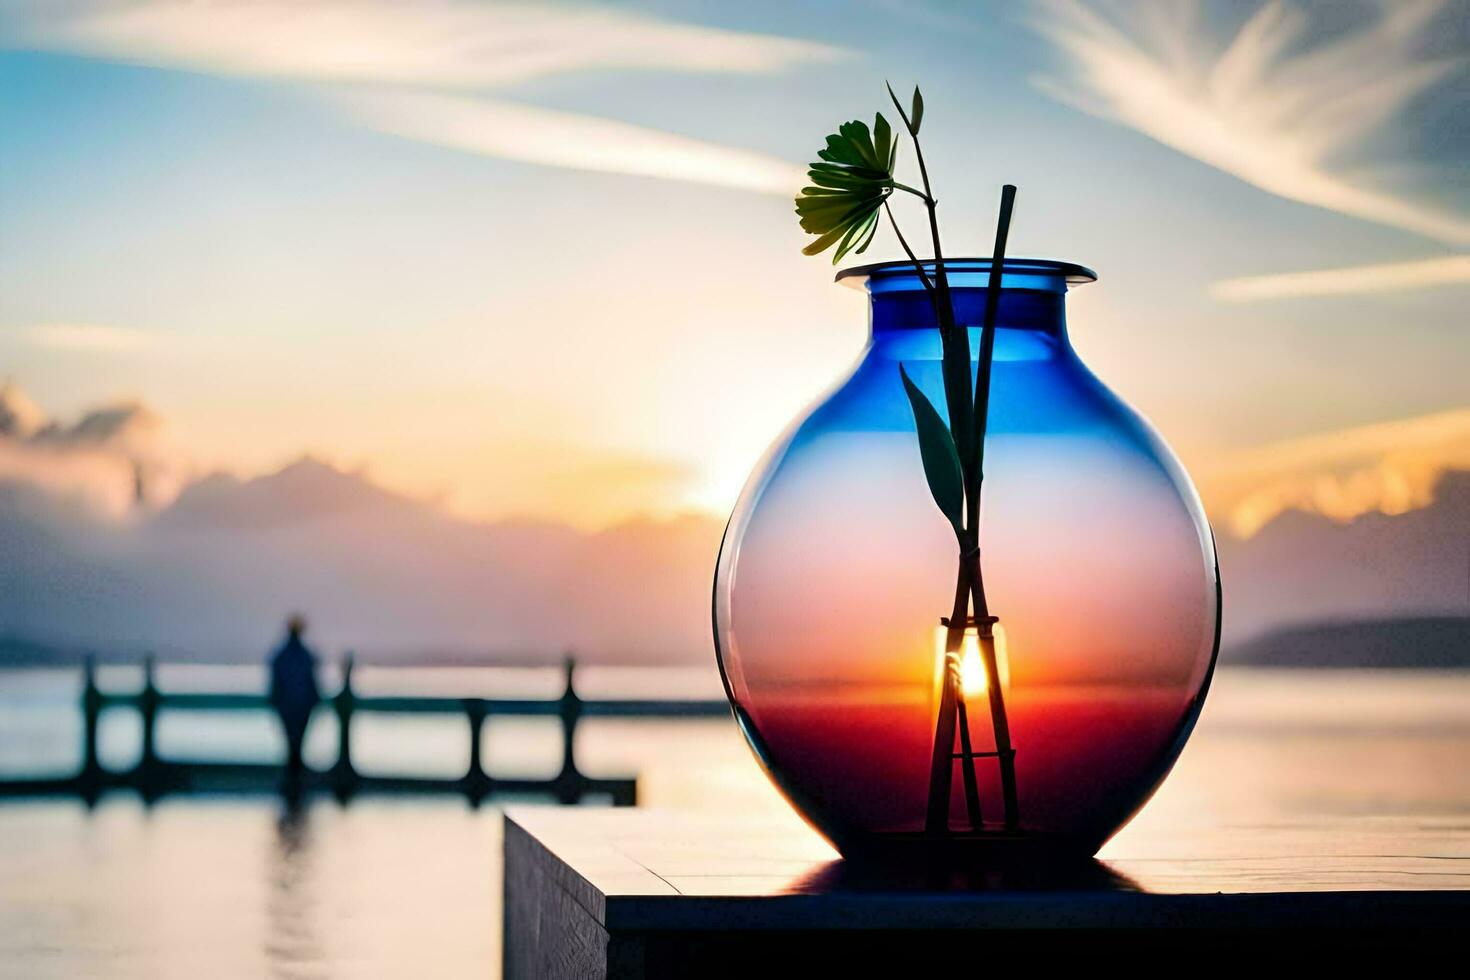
{"left": 1226, "top": 616, "right": 1470, "bottom": 669}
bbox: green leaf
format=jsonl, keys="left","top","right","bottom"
{"left": 795, "top": 195, "right": 880, "bottom": 235}
{"left": 794, "top": 195, "right": 861, "bottom": 217}
{"left": 850, "top": 208, "right": 881, "bottom": 256}
{"left": 806, "top": 166, "right": 886, "bottom": 190}
{"left": 884, "top": 82, "right": 908, "bottom": 132}
{"left": 885, "top": 81, "right": 921, "bottom": 138}
{"left": 796, "top": 187, "right": 880, "bottom": 212}
{"left": 816, "top": 134, "right": 865, "bottom": 167}
{"left": 832, "top": 208, "right": 879, "bottom": 264}
{"left": 797, "top": 115, "right": 900, "bottom": 261}
{"left": 801, "top": 224, "right": 850, "bottom": 256}
{"left": 838, "top": 120, "right": 879, "bottom": 169}
{"left": 899, "top": 364, "right": 965, "bottom": 540}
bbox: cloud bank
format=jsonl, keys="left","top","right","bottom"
{"left": 1203, "top": 407, "right": 1470, "bottom": 537}
{"left": 0, "top": 386, "right": 723, "bottom": 662}
{"left": 0, "top": 382, "right": 184, "bottom": 518}
{"left": 0, "top": 451, "right": 725, "bottom": 664}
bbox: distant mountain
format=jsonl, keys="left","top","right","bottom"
{"left": 1227, "top": 616, "right": 1470, "bottom": 669}
{"left": 155, "top": 456, "right": 404, "bottom": 530}
{"left": 0, "top": 456, "right": 725, "bottom": 664}
{"left": 1215, "top": 469, "right": 1470, "bottom": 647}
{"left": 0, "top": 632, "right": 78, "bottom": 666}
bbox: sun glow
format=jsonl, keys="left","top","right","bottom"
{"left": 934, "top": 623, "right": 1011, "bottom": 700}
{"left": 958, "top": 635, "right": 986, "bottom": 697}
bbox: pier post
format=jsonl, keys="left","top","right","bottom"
{"left": 79, "top": 654, "right": 103, "bottom": 801}
{"left": 462, "top": 698, "right": 492, "bottom": 803}
{"left": 137, "top": 654, "right": 162, "bottom": 798}
{"left": 331, "top": 653, "right": 358, "bottom": 800}
{"left": 555, "top": 655, "right": 584, "bottom": 804}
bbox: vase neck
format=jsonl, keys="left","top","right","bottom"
{"left": 841, "top": 258, "right": 1093, "bottom": 342}
{"left": 868, "top": 287, "right": 1069, "bottom": 338}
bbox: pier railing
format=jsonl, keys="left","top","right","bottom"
{"left": 2, "top": 654, "right": 730, "bottom": 806}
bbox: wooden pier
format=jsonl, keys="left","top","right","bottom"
{"left": 0, "top": 655, "right": 729, "bottom": 805}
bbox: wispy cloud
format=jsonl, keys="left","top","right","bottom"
{"left": 3, "top": 0, "right": 840, "bottom": 194}
{"left": 340, "top": 90, "right": 804, "bottom": 194}
{"left": 1030, "top": 0, "right": 1470, "bottom": 244}
{"left": 1203, "top": 408, "right": 1470, "bottom": 536}
{"left": 23, "top": 322, "right": 160, "bottom": 353}
{"left": 1210, "top": 255, "right": 1470, "bottom": 301}
{"left": 3, "top": 0, "right": 840, "bottom": 87}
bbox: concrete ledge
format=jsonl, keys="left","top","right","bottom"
{"left": 503, "top": 807, "right": 1470, "bottom": 978}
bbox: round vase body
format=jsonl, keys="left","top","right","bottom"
{"left": 713, "top": 259, "right": 1220, "bottom": 859}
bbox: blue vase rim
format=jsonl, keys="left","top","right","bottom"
{"left": 836, "top": 257, "right": 1098, "bottom": 294}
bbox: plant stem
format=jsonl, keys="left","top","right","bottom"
{"left": 968, "top": 185, "right": 1016, "bottom": 533}
{"left": 966, "top": 185, "right": 1020, "bottom": 830}
{"left": 925, "top": 552, "right": 973, "bottom": 833}
{"left": 884, "top": 84, "right": 973, "bottom": 473}
{"left": 883, "top": 202, "right": 935, "bottom": 297}
{"left": 910, "top": 142, "right": 975, "bottom": 481}
{"left": 890, "top": 182, "right": 930, "bottom": 201}
{"left": 970, "top": 574, "right": 1019, "bottom": 830}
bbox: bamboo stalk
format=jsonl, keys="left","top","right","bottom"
{"left": 968, "top": 185, "right": 1015, "bottom": 530}
{"left": 954, "top": 679, "right": 984, "bottom": 827}
{"left": 968, "top": 185, "right": 1020, "bottom": 830}
{"left": 924, "top": 557, "right": 972, "bottom": 832}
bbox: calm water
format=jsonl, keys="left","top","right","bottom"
{"left": 2, "top": 667, "right": 1469, "bottom": 978}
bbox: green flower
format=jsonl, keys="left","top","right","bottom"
{"left": 795, "top": 115, "right": 898, "bottom": 264}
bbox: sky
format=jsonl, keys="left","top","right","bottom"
{"left": 1, "top": 0, "right": 1467, "bottom": 534}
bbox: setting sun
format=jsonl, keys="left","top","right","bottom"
{"left": 934, "top": 623, "right": 1011, "bottom": 700}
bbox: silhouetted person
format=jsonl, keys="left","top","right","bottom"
{"left": 268, "top": 614, "right": 321, "bottom": 792}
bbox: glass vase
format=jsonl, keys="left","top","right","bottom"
{"left": 712, "top": 258, "right": 1220, "bottom": 860}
